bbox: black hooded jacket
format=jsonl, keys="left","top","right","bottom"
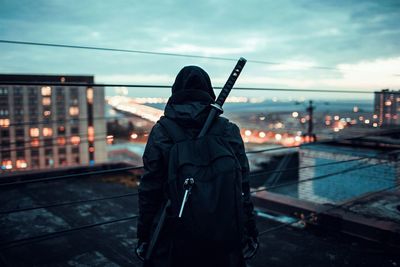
{"left": 137, "top": 66, "right": 257, "bottom": 267}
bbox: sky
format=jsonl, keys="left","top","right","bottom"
{"left": 0, "top": 0, "right": 399, "bottom": 99}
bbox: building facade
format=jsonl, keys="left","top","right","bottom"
{"left": 0, "top": 74, "right": 106, "bottom": 172}
{"left": 374, "top": 89, "right": 400, "bottom": 127}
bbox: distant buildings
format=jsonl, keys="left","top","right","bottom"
{"left": 0, "top": 74, "right": 106, "bottom": 171}
{"left": 374, "top": 89, "right": 400, "bottom": 127}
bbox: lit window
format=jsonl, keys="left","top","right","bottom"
{"left": 89, "top": 146, "right": 95, "bottom": 153}
{"left": 71, "top": 136, "right": 80, "bottom": 145}
{"left": 88, "top": 126, "right": 94, "bottom": 142}
{"left": 16, "top": 159, "right": 28, "bottom": 169}
{"left": 69, "top": 106, "right": 79, "bottom": 116}
{"left": 42, "top": 97, "right": 51, "bottom": 105}
{"left": 43, "top": 110, "right": 51, "bottom": 116}
{"left": 57, "top": 137, "right": 66, "bottom": 146}
{"left": 87, "top": 88, "right": 94, "bottom": 104}
{"left": 31, "top": 139, "right": 40, "bottom": 147}
{"left": 385, "top": 101, "right": 392, "bottom": 106}
{"left": 30, "top": 128, "right": 40, "bottom": 137}
{"left": 43, "top": 127, "right": 53, "bottom": 137}
{"left": 58, "top": 126, "right": 65, "bottom": 135}
{"left": 41, "top": 86, "right": 52, "bottom": 96}
{"left": 0, "top": 119, "right": 10, "bottom": 128}
{"left": 1, "top": 160, "right": 12, "bottom": 170}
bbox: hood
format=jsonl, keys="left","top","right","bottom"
{"left": 171, "top": 65, "right": 216, "bottom": 100}
{"left": 164, "top": 66, "right": 216, "bottom": 128}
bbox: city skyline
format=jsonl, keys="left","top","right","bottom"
{"left": 0, "top": 0, "right": 399, "bottom": 98}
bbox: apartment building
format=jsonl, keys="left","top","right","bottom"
{"left": 0, "top": 74, "right": 106, "bottom": 171}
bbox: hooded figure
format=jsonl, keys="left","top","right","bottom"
{"left": 137, "top": 66, "right": 258, "bottom": 267}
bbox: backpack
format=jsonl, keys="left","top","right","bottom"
{"left": 158, "top": 116, "right": 244, "bottom": 252}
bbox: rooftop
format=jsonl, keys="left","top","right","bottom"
{"left": 1, "top": 164, "right": 399, "bottom": 266}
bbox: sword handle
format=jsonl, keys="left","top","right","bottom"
{"left": 215, "top": 57, "right": 247, "bottom": 107}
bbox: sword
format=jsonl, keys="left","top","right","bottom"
{"left": 198, "top": 57, "right": 247, "bottom": 137}
{"left": 144, "top": 57, "right": 247, "bottom": 261}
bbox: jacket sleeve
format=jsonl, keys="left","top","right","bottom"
{"left": 225, "top": 122, "right": 258, "bottom": 238}
{"left": 137, "top": 123, "right": 171, "bottom": 242}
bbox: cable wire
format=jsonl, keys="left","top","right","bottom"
{"left": 0, "top": 215, "right": 138, "bottom": 250}
{"left": 1, "top": 39, "right": 399, "bottom": 76}
{"left": 0, "top": 81, "right": 379, "bottom": 94}
{"left": 0, "top": 165, "right": 143, "bottom": 187}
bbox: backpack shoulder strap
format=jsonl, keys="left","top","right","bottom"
{"left": 158, "top": 116, "right": 187, "bottom": 143}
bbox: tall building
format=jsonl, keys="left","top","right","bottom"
{"left": 374, "top": 89, "right": 400, "bottom": 127}
{"left": 0, "top": 74, "right": 106, "bottom": 172}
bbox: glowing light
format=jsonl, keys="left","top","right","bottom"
{"left": 43, "top": 110, "right": 51, "bottom": 116}
{"left": 31, "top": 139, "right": 40, "bottom": 147}
{"left": 275, "top": 122, "right": 283, "bottom": 129}
{"left": 295, "top": 136, "right": 301, "bottom": 142}
{"left": 41, "top": 86, "right": 51, "bottom": 96}
{"left": 244, "top": 130, "right": 252, "bottom": 136}
{"left": 87, "top": 88, "right": 94, "bottom": 104}
{"left": 258, "top": 131, "right": 266, "bottom": 138}
{"left": 107, "top": 135, "right": 114, "bottom": 145}
{"left": 373, "top": 114, "right": 378, "bottom": 119}
{"left": 373, "top": 123, "right": 378, "bottom": 127}
{"left": 42, "top": 97, "right": 51, "bottom": 105}
{"left": 16, "top": 160, "right": 28, "bottom": 169}
{"left": 71, "top": 136, "right": 80, "bottom": 145}
{"left": 275, "top": 134, "right": 282, "bottom": 141}
{"left": 353, "top": 106, "right": 359, "bottom": 112}
{"left": 385, "top": 101, "right": 392, "bottom": 106}
{"left": 43, "top": 128, "right": 53, "bottom": 137}
{"left": 359, "top": 116, "right": 364, "bottom": 121}
{"left": 89, "top": 147, "right": 95, "bottom": 153}
{"left": 2, "top": 160, "right": 12, "bottom": 170}
{"left": 57, "top": 137, "right": 66, "bottom": 146}
{"left": 0, "top": 119, "right": 10, "bottom": 128}
{"left": 131, "top": 133, "right": 138, "bottom": 139}
{"left": 88, "top": 126, "right": 95, "bottom": 142}
{"left": 292, "top": 112, "right": 299, "bottom": 118}
{"left": 69, "top": 106, "right": 79, "bottom": 116}
{"left": 30, "top": 128, "right": 40, "bottom": 137}
{"left": 334, "top": 115, "right": 339, "bottom": 121}
{"left": 259, "top": 116, "right": 265, "bottom": 121}
{"left": 364, "top": 119, "right": 370, "bottom": 124}
{"left": 334, "top": 127, "right": 340, "bottom": 132}
{"left": 300, "top": 118, "right": 306, "bottom": 123}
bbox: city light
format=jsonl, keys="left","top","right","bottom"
{"left": 131, "top": 133, "right": 138, "bottom": 139}
{"left": 275, "top": 133, "right": 282, "bottom": 141}
{"left": 258, "top": 131, "right": 266, "bottom": 138}
{"left": 292, "top": 112, "right": 299, "bottom": 118}
{"left": 244, "top": 130, "right": 252, "bottom": 136}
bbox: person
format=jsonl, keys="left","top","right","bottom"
{"left": 136, "top": 65, "right": 258, "bottom": 267}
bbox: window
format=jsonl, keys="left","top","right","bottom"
{"left": 71, "top": 127, "right": 79, "bottom": 134}
{"left": 31, "top": 149, "right": 39, "bottom": 157}
{"left": 58, "top": 126, "right": 65, "bottom": 135}
{"left": 1, "top": 129, "right": 9, "bottom": 137}
{"left": 41, "top": 86, "right": 52, "bottom": 96}
{"left": 42, "top": 97, "right": 51, "bottom": 105}
{"left": 44, "top": 139, "right": 53, "bottom": 146}
{"left": 87, "top": 88, "right": 94, "bottom": 104}
{"left": 43, "top": 110, "right": 51, "bottom": 117}
{"left": 69, "top": 106, "right": 79, "bottom": 116}
{"left": 0, "top": 119, "right": 10, "bottom": 128}
{"left": 57, "top": 137, "right": 66, "bottom": 146}
{"left": 58, "top": 147, "right": 66, "bottom": 154}
{"left": 43, "top": 128, "right": 53, "bottom": 137}
{"left": 71, "top": 136, "right": 80, "bottom": 145}
{"left": 72, "top": 147, "right": 80, "bottom": 154}
{"left": 31, "top": 139, "right": 40, "bottom": 147}
{"left": 15, "top": 128, "right": 24, "bottom": 137}
{"left": 16, "top": 159, "right": 28, "bottom": 169}
{"left": 30, "top": 128, "right": 40, "bottom": 137}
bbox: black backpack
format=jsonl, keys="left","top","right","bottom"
{"left": 159, "top": 116, "right": 244, "bottom": 251}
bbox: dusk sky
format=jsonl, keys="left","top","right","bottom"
{"left": 0, "top": 0, "right": 399, "bottom": 99}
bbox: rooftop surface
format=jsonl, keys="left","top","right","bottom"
{"left": 1, "top": 166, "right": 399, "bottom": 266}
